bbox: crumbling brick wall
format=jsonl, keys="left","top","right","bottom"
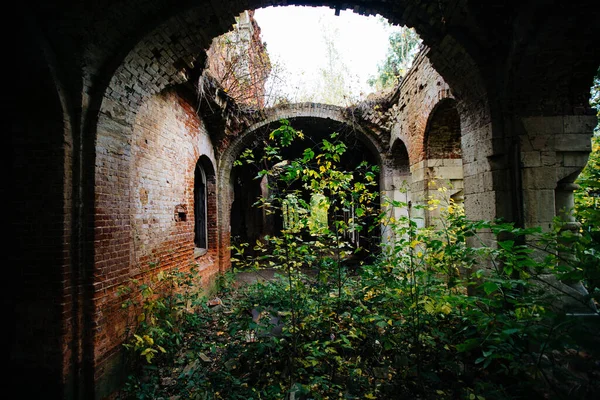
{"left": 205, "top": 10, "right": 271, "bottom": 109}
{"left": 93, "top": 88, "right": 221, "bottom": 396}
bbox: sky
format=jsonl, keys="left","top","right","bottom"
{"left": 253, "top": 6, "right": 401, "bottom": 104}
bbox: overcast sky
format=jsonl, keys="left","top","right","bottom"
{"left": 253, "top": 6, "right": 400, "bottom": 102}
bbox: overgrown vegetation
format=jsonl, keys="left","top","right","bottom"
{"left": 573, "top": 69, "right": 600, "bottom": 296}
{"left": 118, "top": 120, "right": 599, "bottom": 400}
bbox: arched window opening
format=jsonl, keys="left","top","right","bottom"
{"left": 388, "top": 139, "right": 412, "bottom": 228}
{"left": 423, "top": 98, "right": 463, "bottom": 227}
{"left": 194, "top": 162, "right": 207, "bottom": 250}
{"left": 194, "top": 156, "right": 215, "bottom": 256}
{"left": 425, "top": 99, "right": 462, "bottom": 161}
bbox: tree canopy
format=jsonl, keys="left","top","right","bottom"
{"left": 368, "top": 25, "right": 421, "bottom": 91}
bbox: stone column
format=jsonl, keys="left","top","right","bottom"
{"left": 520, "top": 115, "right": 596, "bottom": 313}
{"left": 409, "top": 160, "right": 428, "bottom": 229}
{"left": 379, "top": 159, "right": 412, "bottom": 245}
{"left": 520, "top": 115, "right": 595, "bottom": 231}
{"left": 423, "top": 158, "right": 464, "bottom": 228}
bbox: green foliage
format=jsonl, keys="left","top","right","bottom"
{"left": 573, "top": 68, "right": 600, "bottom": 295}
{"left": 119, "top": 120, "right": 599, "bottom": 400}
{"left": 118, "top": 264, "right": 207, "bottom": 367}
{"left": 368, "top": 26, "right": 421, "bottom": 90}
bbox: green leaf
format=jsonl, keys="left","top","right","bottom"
{"left": 483, "top": 281, "right": 499, "bottom": 295}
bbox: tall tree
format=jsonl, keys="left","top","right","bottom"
{"left": 291, "top": 18, "right": 358, "bottom": 106}
{"left": 315, "top": 23, "right": 356, "bottom": 105}
{"left": 368, "top": 25, "right": 421, "bottom": 91}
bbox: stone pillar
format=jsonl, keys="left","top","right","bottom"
{"left": 409, "top": 160, "right": 428, "bottom": 229}
{"left": 379, "top": 160, "right": 412, "bottom": 244}
{"left": 520, "top": 115, "right": 596, "bottom": 313}
{"left": 423, "top": 158, "right": 464, "bottom": 228}
{"left": 520, "top": 115, "right": 595, "bottom": 231}
{"left": 555, "top": 181, "right": 578, "bottom": 228}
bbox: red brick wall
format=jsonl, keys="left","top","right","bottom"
{"left": 425, "top": 98, "right": 462, "bottom": 160}
{"left": 205, "top": 10, "right": 271, "bottom": 109}
{"left": 391, "top": 51, "right": 455, "bottom": 165}
{"left": 93, "top": 88, "right": 220, "bottom": 389}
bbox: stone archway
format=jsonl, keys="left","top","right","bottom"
{"left": 422, "top": 98, "right": 463, "bottom": 227}
{"left": 218, "top": 103, "right": 387, "bottom": 270}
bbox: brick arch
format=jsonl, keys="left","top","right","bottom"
{"left": 218, "top": 102, "right": 387, "bottom": 203}
{"left": 390, "top": 137, "right": 411, "bottom": 173}
{"left": 92, "top": 1, "right": 493, "bottom": 155}
{"left": 217, "top": 102, "right": 386, "bottom": 269}
{"left": 222, "top": 102, "right": 388, "bottom": 165}
{"left": 423, "top": 97, "right": 461, "bottom": 160}
{"left": 412, "top": 79, "right": 456, "bottom": 164}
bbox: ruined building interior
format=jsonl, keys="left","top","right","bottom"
{"left": 12, "top": 1, "right": 600, "bottom": 398}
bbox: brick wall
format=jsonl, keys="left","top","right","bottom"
{"left": 390, "top": 50, "right": 456, "bottom": 165}
{"left": 93, "top": 88, "right": 221, "bottom": 394}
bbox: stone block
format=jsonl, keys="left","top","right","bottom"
{"left": 475, "top": 137, "right": 494, "bottom": 159}
{"left": 522, "top": 189, "right": 555, "bottom": 230}
{"left": 521, "top": 151, "right": 541, "bottom": 167}
{"left": 560, "top": 151, "right": 591, "bottom": 168}
{"left": 411, "top": 165, "right": 427, "bottom": 182}
{"left": 541, "top": 151, "right": 556, "bottom": 166}
{"left": 563, "top": 115, "right": 597, "bottom": 134}
{"left": 462, "top": 161, "right": 477, "bottom": 178}
{"left": 483, "top": 170, "right": 508, "bottom": 192}
{"left": 427, "top": 158, "right": 444, "bottom": 167}
{"left": 522, "top": 116, "right": 564, "bottom": 135}
{"left": 521, "top": 167, "right": 557, "bottom": 190}
{"left": 463, "top": 190, "right": 497, "bottom": 221}
{"left": 411, "top": 179, "right": 427, "bottom": 192}
{"left": 465, "top": 172, "right": 483, "bottom": 193}
{"left": 530, "top": 134, "right": 555, "bottom": 151}
{"left": 555, "top": 133, "right": 592, "bottom": 152}
{"left": 434, "top": 166, "right": 464, "bottom": 180}
{"left": 442, "top": 158, "right": 463, "bottom": 168}
{"left": 461, "top": 136, "right": 476, "bottom": 163}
